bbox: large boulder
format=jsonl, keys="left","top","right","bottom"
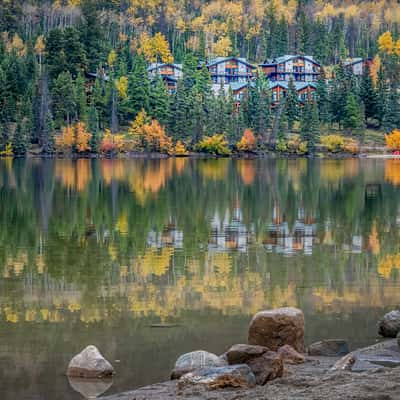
{"left": 225, "top": 344, "right": 269, "bottom": 365}
{"left": 246, "top": 351, "right": 284, "bottom": 385}
{"left": 378, "top": 310, "right": 400, "bottom": 338}
{"left": 178, "top": 365, "right": 256, "bottom": 390}
{"left": 67, "top": 345, "right": 114, "bottom": 379}
{"left": 171, "top": 350, "right": 227, "bottom": 379}
{"left": 308, "top": 339, "right": 349, "bottom": 357}
{"left": 248, "top": 307, "right": 305, "bottom": 352}
{"left": 277, "top": 344, "right": 305, "bottom": 364}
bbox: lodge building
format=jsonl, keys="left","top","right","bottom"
{"left": 147, "top": 63, "right": 183, "bottom": 93}
{"left": 260, "top": 55, "right": 321, "bottom": 83}
{"left": 145, "top": 54, "right": 369, "bottom": 107}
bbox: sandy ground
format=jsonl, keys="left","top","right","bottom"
{"left": 102, "top": 341, "right": 400, "bottom": 400}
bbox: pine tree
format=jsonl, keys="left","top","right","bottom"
{"left": 51, "top": 71, "right": 76, "bottom": 126}
{"left": 42, "top": 111, "right": 55, "bottom": 153}
{"left": 149, "top": 76, "right": 170, "bottom": 126}
{"left": 79, "top": 0, "right": 104, "bottom": 71}
{"left": 359, "top": 64, "right": 377, "bottom": 123}
{"left": 12, "top": 97, "right": 33, "bottom": 155}
{"left": 129, "top": 56, "right": 150, "bottom": 118}
{"left": 376, "top": 68, "right": 388, "bottom": 127}
{"left": 343, "top": 92, "right": 365, "bottom": 132}
{"left": 300, "top": 97, "right": 320, "bottom": 152}
{"left": 74, "top": 72, "right": 87, "bottom": 122}
{"left": 382, "top": 87, "right": 400, "bottom": 133}
{"left": 45, "top": 29, "right": 67, "bottom": 81}
{"left": 249, "top": 74, "right": 271, "bottom": 140}
{"left": 330, "top": 63, "right": 348, "bottom": 129}
{"left": 88, "top": 104, "right": 100, "bottom": 152}
{"left": 315, "top": 71, "right": 330, "bottom": 124}
{"left": 285, "top": 78, "right": 299, "bottom": 131}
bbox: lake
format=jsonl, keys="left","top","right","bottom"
{"left": 0, "top": 157, "right": 399, "bottom": 399}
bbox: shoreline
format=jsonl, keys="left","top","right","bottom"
{"left": 2, "top": 148, "right": 398, "bottom": 160}
{"left": 100, "top": 339, "right": 400, "bottom": 400}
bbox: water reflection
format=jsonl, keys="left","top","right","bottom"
{"left": 0, "top": 158, "right": 399, "bottom": 399}
{"left": 68, "top": 377, "right": 113, "bottom": 399}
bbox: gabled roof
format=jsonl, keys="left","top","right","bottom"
{"left": 229, "top": 82, "right": 249, "bottom": 92}
{"left": 260, "top": 55, "right": 320, "bottom": 67}
{"left": 343, "top": 58, "right": 371, "bottom": 67}
{"left": 207, "top": 57, "right": 256, "bottom": 69}
{"left": 269, "top": 81, "right": 317, "bottom": 91}
{"left": 147, "top": 63, "right": 183, "bottom": 72}
{"left": 85, "top": 71, "right": 110, "bottom": 81}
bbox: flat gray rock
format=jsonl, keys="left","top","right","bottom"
{"left": 178, "top": 364, "right": 256, "bottom": 390}
{"left": 308, "top": 339, "right": 349, "bottom": 357}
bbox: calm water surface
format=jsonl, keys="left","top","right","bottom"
{"left": 0, "top": 158, "right": 399, "bottom": 399}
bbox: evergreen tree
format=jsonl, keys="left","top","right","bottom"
{"left": 63, "top": 27, "right": 87, "bottom": 77}
{"left": 12, "top": 97, "right": 33, "bottom": 155}
{"left": 315, "top": 71, "right": 330, "bottom": 124}
{"left": 248, "top": 74, "right": 271, "bottom": 139}
{"left": 359, "top": 64, "right": 377, "bottom": 123}
{"left": 45, "top": 29, "right": 67, "bottom": 81}
{"left": 376, "top": 67, "right": 388, "bottom": 127}
{"left": 300, "top": 97, "right": 320, "bottom": 152}
{"left": 51, "top": 72, "right": 76, "bottom": 126}
{"left": 149, "top": 77, "right": 170, "bottom": 126}
{"left": 343, "top": 92, "right": 365, "bottom": 131}
{"left": 284, "top": 78, "right": 299, "bottom": 131}
{"left": 79, "top": 0, "right": 104, "bottom": 71}
{"left": 42, "top": 111, "right": 55, "bottom": 153}
{"left": 74, "top": 72, "right": 87, "bottom": 122}
{"left": 129, "top": 56, "right": 150, "bottom": 118}
{"left": 382, "top": 88, "right": 400, "bottom": 133}
{"left": 330, "top": 63, "right": 348, "bottom": 128}
{"left": 88, "top": 104, "right": 100, "bottom": 152}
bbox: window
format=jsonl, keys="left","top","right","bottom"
{"left": 212, "top": 76, "right": 217, "bottom": 83}
{"left": 272, "top": 91, "right": 277, "bottom": 101}
{"left": 280, "top": 74, "right": 285, "bottom": 80}
{"left": 293, "top": 66, "right": 298, "bottom": 73}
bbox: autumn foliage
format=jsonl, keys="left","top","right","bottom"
{"left": 385, "top": 129, "right": 400, "bottom": 151}
{"left": 55, "top": 122, "right": 92, "bottom": 154}
{"left": 236, "top": 129, "right": 257, "bottom": 152}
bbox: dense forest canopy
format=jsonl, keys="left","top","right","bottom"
{"left": 2, "top": 0, "right": 400, "bottom": 62}
{"left": 0, "top": 0, "right": 399, "bottom": 156}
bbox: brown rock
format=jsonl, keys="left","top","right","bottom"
{"left": 248, "top": 307, "right": 305, "bottom": 352}
{"left": 225, "top": 344, "right": 269, "bottom": 365}
{"left": 330, "top": 353, "right": 356, "bottom": 372}
{"left": 277, "top": 344, "right": 305, "bottom": 364}
{"left": 246, "top": 351, "right": 284, "bottom": 385}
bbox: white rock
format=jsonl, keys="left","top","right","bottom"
{"left": 67, "top": 345, "right": 114, "bottom": 379}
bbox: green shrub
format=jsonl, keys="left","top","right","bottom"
{"left": 196, "top": 134, "right": 231, "bottom": 156}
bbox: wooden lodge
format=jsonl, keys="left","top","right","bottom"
{"left": 205, "top": 57, "right": 256, "bottom": 95}
{"left": 147, "top": 63, "right": 183, "bottom": 92}
{"left": 259, "top": 55, "right": 321, "bottom": 83}
{"left": 343, "top": 58, "right": 373, "bottom": 76}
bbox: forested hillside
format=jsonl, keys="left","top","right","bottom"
{"left": 0, "top": 0, "right": 399, "bottom": 156}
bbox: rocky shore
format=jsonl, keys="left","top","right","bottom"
{"left": 68, "top": 307, "right": 400, "bottom": 400}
